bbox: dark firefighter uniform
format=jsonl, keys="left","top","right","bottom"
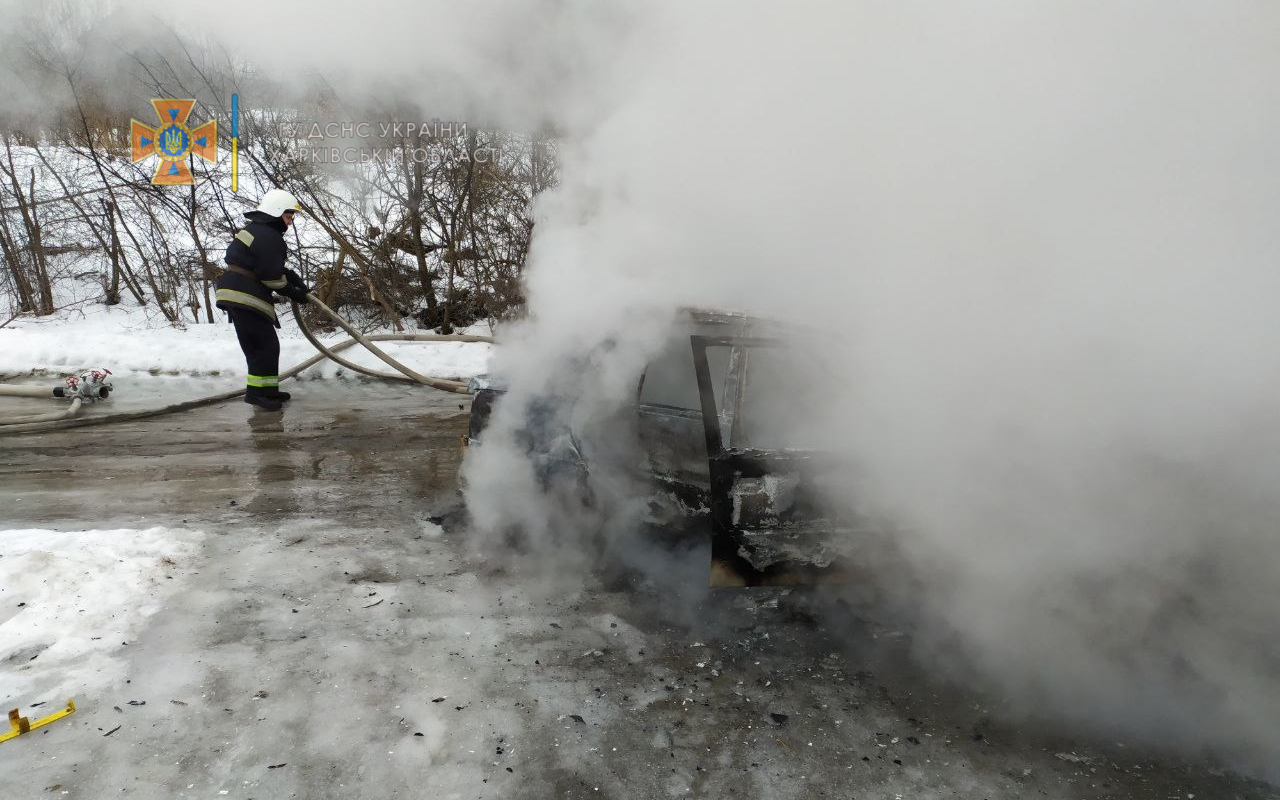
{"left": 215, "top": 210, "right": 308, "bottom": 409}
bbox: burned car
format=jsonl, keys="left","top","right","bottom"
{"left": 467, "top": 309, "right": 859, "bottom": 586}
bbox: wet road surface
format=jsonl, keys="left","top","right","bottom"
{"left": 0, "top": 382, "right": 1275, "bottom": 799}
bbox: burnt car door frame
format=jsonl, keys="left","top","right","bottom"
{"left": 691, "top": 334, "right": 841, "bottom": 585}
{"left": 690, "top": 335, "right": 772, "bottom": 456}
{"left": 692, "top": 335, "right": 772, "bottom": 580}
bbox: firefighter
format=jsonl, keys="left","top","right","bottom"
{"left": 215, "top": 188, "right": 312, "bottom": 411}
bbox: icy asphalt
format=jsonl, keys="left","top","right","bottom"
{"left": 0, "top": 381, "right": 1274, "bottom": 800}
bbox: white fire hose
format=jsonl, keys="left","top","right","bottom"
{"left": 0, "top": 294, "right": 494, "bottom": 436}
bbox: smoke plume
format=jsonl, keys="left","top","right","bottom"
{"left": 471, "top": 1, "right": 1280, "bottom": 778}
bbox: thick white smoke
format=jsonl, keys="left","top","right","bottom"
{"left": 470, "top": 1, "right": 1280, "bottom": 779}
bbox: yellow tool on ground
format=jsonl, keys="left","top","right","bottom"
{"left": 0, "top": 700, "right": 76, "bottom": 743}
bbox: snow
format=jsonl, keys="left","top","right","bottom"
{"left": 0, "top": 528, "right": 204, "bottom": 708}
{"left": 0, "top": 302, "right": 494, "bottom": 386}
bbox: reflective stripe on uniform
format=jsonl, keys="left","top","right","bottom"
{"left": 246, "top": 374, "right": 279, "bottom": 388}
{"left": 235, "top": 229, "right": 255, "bottom": 247}
{"left": 215, "top": 288, "right": 277, "bottom": 321}
{"left": 262, "top": 276, "right": 288, "bottom": 289}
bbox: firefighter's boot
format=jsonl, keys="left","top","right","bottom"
{"left": 244, "top": 386, "right": 283, "bottom": 411}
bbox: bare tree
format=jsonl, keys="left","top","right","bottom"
{"left": 0, "top": 11, "right": 551, "bottom": 328}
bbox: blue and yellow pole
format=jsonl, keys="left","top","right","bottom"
{"left": 231, "top": 93, "right": 239, "bottom": 192}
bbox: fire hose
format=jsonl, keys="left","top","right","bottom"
{"left": 0, "top": 293, "right": 495, "bottom": 436}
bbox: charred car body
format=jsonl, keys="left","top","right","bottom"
{"left": 467, "top": 309, "right": 858, "bottom": 585}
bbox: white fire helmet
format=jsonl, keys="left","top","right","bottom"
{"left": 255, "top": 188, "right": 302, "bottom": 218}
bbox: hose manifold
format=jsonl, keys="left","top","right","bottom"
{"left": 54, "top": 368, "right": 114, "bottom": 402}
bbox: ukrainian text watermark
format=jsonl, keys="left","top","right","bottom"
{"left": 276, "top": 120, "right": 501, "bottom": 165}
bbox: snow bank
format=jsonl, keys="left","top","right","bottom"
{"left": 0, "top": 527, "right": 204, "bottom": 707}
{"left": 0, "top": 303, "right": 493, "bottom": 381}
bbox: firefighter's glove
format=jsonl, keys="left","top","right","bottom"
{"left": 282, "top": 268, "right": 312, "bottom": 302}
